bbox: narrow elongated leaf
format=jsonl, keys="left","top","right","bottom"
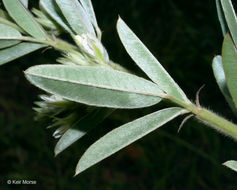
{"left": 222, "top": 34, "right": 237, "bottom": 107}
{"left": 216, "top": 0, "right": 228, "bottom": 36}
{"left": 3, "top": 0, "right": 47, "bottom": 39}
{"left": 212, "top": 55, "right": 237, "bottom": 116}
{"left": 40, "top": 0, "right": 72, "bottom": 33}
{"left": 0, "top": 23, "right": 22, "bottom": 38}
{"left": 25, "top": 65, "right": 164, "bottom": 108}
{"left": 0, "top": 17, "right": 25, "bottom": 34}
{"left": 117, "top": 18, "right": 188, "bottom": 103}
{"left": 80, "top": 0, "right": 98, "bottom": 27}
{"left": 221, "top": 0, "right": 237, "bottom": 47}
{"left": 20, "top": 0, "right": 28, "bottom": 8}
{"left": 223, "top": 160, "right": 237, "bottom": 172}
{"left": 75, "top": 107, "right": 187, "bottom": 175}
{"left": 0, "top": 40, "right": 20, "bottom": 49}
{"left": 55, "top": 108, "right": 114, "bottom": 156}
{"left": 0, "top": 43, "right": 46, "bottom": 65}
{"left": 55, "top": 0, "right": 95, "bottom": 35}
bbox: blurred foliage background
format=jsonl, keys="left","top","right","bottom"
{"left": 1, "top": 0, "right": 237, "bottom": 189}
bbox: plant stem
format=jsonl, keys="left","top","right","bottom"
{"left": 19, "top": 36, "right": 78, "bottom": 52}
{"left": 196, "top": 108, "right": 237, "bottom": 138}
{"left": 168, "top": 95, "right": 237, "bottom": 139}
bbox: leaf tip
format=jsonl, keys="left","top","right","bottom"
{"left": 117, "top": 16, "right": 124, "bottom": 27}
{"left": 73, "top": 172, "right": 79, "bottom": 177}
{"left": 54, "top": 145, "right": 62, "bottom": 157}
{"left": 223, "top": 160, "right": 234, "bottom": 167}
{"left": 74, "top": 165, "right": 83, "bottom": 177}
{"left": 222, "top": 160, "right": 237, "bottom": 172}
{"left": 54, "top": 150, "right": 59, "bottom": 157}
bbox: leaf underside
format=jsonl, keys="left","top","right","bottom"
{"left": 216, "top": 0, "right": 228, "bottom": 36}
{"left": 0, "top": 43, "right": 46, "bottom": 65}
{"left": 222, "top": 34, "right": 237, "bottom": 107}
{"left": 55, "top": 0, "right": 95, "bottom": 35}
{"left": 3, "top": 0, "right": 47, "bottom": 39}
{"left": 25, "top": 65, "right": 164, "bottom": 108}
{"left": 223, "top": 160, "right": 237, "bottom": 172}
{"left": 75, "top": 107, "right": 187, "bottom": 175}
{"left": 212, "top": 55, "right": 237, "bottom": 116}
{"left": 40, "top": 0, "right": 73, "bottom": 33}
{"left": 220, "top": 0, "right": 237, "bottom": 47}
{"left": 117, "top": 18, "right": 188, "bottom": 103}
{"left": 0, "top": 23, "right": 22, "bottom": 38}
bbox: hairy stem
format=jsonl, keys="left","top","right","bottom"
{"left": 19, "top": 36, "right": 78, "bottom": 52}
{"left": 168, "top": 95, "right": 237, "bottom": 139}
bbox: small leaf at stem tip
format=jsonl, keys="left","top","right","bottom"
{"left": 116, "top": 17, "right": 189, "bottom": 104}
{"left": 0, "top": 42, "right": 46, "bottom": 66}
{"left": 222, "top": 34, "right": 237, "bottom": 107}
{"left": 25, "top": 65, "right": 165, "bottom": 109}
{"left": 223, "top": 160, "right": 237, "bottom": 172}
{"left": 221, "top": 0, "right": 237, "bottom": 47}
{"left": 75, "top": 107, "right": 188, "bottom": 176}
{"left": 3, "top": 0, "right": 47, "bottom": 39}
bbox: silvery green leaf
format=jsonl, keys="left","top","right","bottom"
{"left": 221, "top": 0, "right": 237, "bottom": 47}
{"left": 216, "top": 0, "right": 228, "bottom": 36}
{"left": 0, "top": 17, "right": 25, "bottom": 34}
{"left": 3, "top": 0, "right": 47, "bottom": 39}
{"left": 212, "top": 55, "right": 237, "bottom": 116}
{"left": 20, "top": 0, "right": 28, "bottom": 8}
{"left": 40, "top": 0, "right": 73, "bottom": 33}
{"left": 25, "top": 65, "right": 164, "bottom": 108}
{"left": 0, "top": 40, "right": 20, "bottom": 49}
{"left": 75, "top": 107, "right": 187, "bottom": 175}
{"left": 0, "top": 42, "right": 46, "bottom": 65}
{"left": 80, "top": 0, "right": 98, "bottom": 27}
{"left": 0, "top": 23, "right": 22, "bottom": 39}
{"left": 222, "top": 34, "right": 237, "bottom": 107}
{"left": 117, "top": 18, "right": 189, "bottom": 104}
{"left": 32, "top": 8, "right": 58, "bottom": 31}
{"left": 223, "top": 160, "right": 237, "bottom": 172}
{"left": 55, "top": 0, "right": 95, "bottom": 35}
{"left": 55, "top": 108, "right": 114, "bottom": 156}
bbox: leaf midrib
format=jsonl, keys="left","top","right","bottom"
{"left": 25, "top": 72, "right": 166, "bottom": 98}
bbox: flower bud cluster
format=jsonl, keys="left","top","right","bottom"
{"left": 73, "top": 34, "right": 109, "bottom": 64}
{"left": 34, "top": 94, "right": 89, "bottom": 139}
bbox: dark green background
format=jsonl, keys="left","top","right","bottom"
{"left": 1, "top": 0, "right": 237, "bottom": 189}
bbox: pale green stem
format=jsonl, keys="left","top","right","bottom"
{"left": 17, "top": 36, "right": 78, "bottom": 52}
{"left": 168, "top": 95, "right": 237, "bottom": 139}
